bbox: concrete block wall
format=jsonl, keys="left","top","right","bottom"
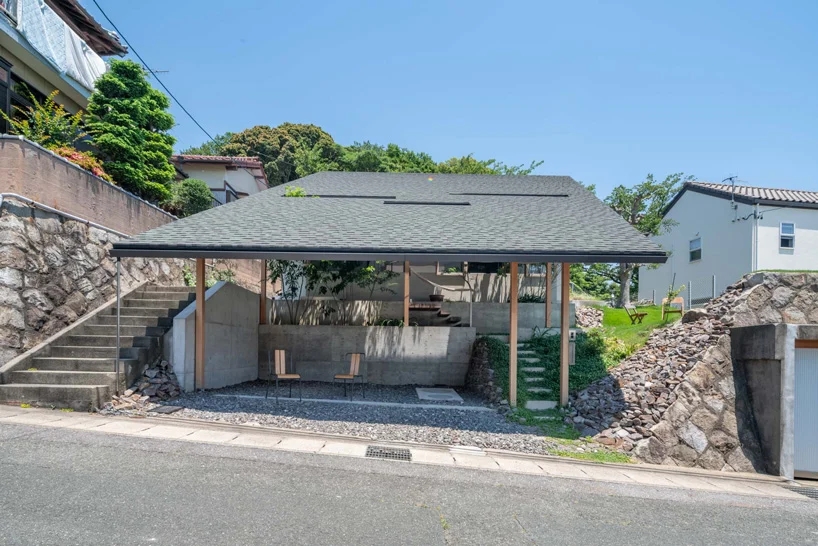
{"left": 171, "top": 282, "right": 260, "bottom": 392}
{"left": 258, "top": 325, "right": 476, "bottom": 386}
{"left": 271, "top": 300, "right": 575, "bottom": 333}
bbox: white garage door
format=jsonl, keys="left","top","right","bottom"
{"left": 795, "top": 347, "right": 818, "bottom": 476}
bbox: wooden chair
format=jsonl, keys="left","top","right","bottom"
{"left": 265, "top": 349, "right": 301, "bottom": 403}
{"left": 624, "top": 304, "right": 647, "bottom": 324}
{"left": 334, "top": 352, "right": 365, "bottom": 399}
{"left": 661, "top": 297, "right": 685, "bottom": 321}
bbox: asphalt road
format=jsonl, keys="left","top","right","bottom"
{"left": 0, "top": 423, "right": 816, "bottom": 546}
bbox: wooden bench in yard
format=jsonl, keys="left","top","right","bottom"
{"left": 625, "top": 304, "right": 648, "bottom": 324}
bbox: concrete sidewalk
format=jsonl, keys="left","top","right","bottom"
{"left": 0, "top": 405, "right": 807, "bottom": 501}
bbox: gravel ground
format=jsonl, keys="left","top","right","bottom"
{"left": 141, "top": 382, "right": 562, "bottom": 454}
{"left": 208, "top": 380, "right": 488, "bottom": 406}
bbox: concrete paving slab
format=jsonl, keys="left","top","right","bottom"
{"left": 135, "top": 425, "right": 198, "bottom": 440}
{"left": 275, "top": 437, "right": 326, "bottom": 453}
{"left": 534, "top": 460, "right": 596, "bottom": 480}
{"left": 663, "top": 474, "right": 726, "bottom": 492}
{"left": 94, "top": 421, "right": 154, "bottom": 435}
{"left": 576, "top": 464, "right": 636, "bottom": 484}
{"left": 493, "top": 457, "right": 547, "bottom": 475}
{"left": 619, "top": 470, "right": 681, "bottom": 488}
{"left": 0, "top": 407, "right": 25, "bottom": 419}
{"left": 410, "top": 449, "right": 455, "bottom": 466}
{"left": 734, "top": 481, "right": 807, "bottom": 499}
{"left": 319, "top": 442, "right": 368, "bottom": 457}
{"left": 229, "top": 433, "right": 284, "bottom": 449}
{"left": 38, "top": 415, "right": 102, "bottom": 428}
{"left": 525, "top": 400, "right": 558, "bottom": 410}
{"left": 453, "top": 454, "right": 500, "bottom": 470}
{"left": 62, "top": 417, "right": 108, "bottom": 430}
{"left": 184, "top": 429, "right": 240, "bottom": 444}
{"left": 1, "top": 412, "right": 66, "bottom": 426}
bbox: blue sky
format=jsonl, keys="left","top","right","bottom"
{"left": 83, "top": 0, "right": 818, "bottom": 196}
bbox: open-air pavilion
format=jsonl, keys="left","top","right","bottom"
{"left": 110, "top": 172, "right": 667, "bottom": 407}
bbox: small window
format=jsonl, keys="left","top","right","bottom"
{"left": 780, "top": 223, "right": 795, "bottom": 249}
{"left": 689, "top": 238, "right": 702, "bottom": 262}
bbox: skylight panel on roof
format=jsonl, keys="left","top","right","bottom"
{"left": 448, "top": 192, "right": 569, "bottom": 197}
{"left": 280, "top": 194, "right": 398, "bottom": 199}
{"left": 384, "top": 201, "right": 471, "bottom": 206}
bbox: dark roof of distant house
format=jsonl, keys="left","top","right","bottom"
{"left": 171, "top": 155, "right": 269, "bottom": 190}
{"left": 46, "top": 0, "right": 127, "bottom": 56}
{"left": 666, "top": 181, "right": 818, "bottom": 213}
{"left": 111, "top": 172, "right": 667, "bottom": 264}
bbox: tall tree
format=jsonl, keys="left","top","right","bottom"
{"left": 180, "top": 132, "right": 233, "bottom": 156}
{"left": 605, "top": 173, "right": 692, "bottom": 306}
{"left": 85, "top": 60, "right": 176, "bottom": 202}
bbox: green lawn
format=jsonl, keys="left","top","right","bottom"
{"left": 598, "top": 305, "right": 679, "bottom": 348}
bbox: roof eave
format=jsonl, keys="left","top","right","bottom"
{"left": 109, "top": 245, "right": 668, "bottom": 264}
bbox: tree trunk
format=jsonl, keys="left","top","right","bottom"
{"left": 618, "top": 263, "right": 632, "bottom": 307}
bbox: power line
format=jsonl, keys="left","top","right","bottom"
{"left": 91, "top": 0, "right": 296, "bottom": 178}
{"left": 91, "top": 0, "right": 216, "bottom": 143}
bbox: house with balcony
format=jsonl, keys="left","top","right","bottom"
{"left": 0, "top": 0, "right": 125, "bottom": 130}
{"left": 171, "top": 155, "right": 271, "bottom": 206}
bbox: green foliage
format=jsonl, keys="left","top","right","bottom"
{"left": 602, "top": 173, "right": 693, "bottom": 306}
{"left": 283, "top": 185, "right": 309, "bottom": 197}
{"left": 49, "top": 146, "right": 112, "bottom": 182}
{"left": 0, "top": 90, "right": 85, "bottom": 147}
{"left": 183, "top": 122, "right": 543, "bottom": 186}
{"left": 181, "top": 132, "right": 233, "bottom": 156}
{"left": 547, "top": 448, "right": 632, "bottom": 464}
{"left": 525, "top": 331, "right": 610, "bottom": 393}
{"left": 181, "top": 263, "right": 236, "bottom": 288}
{"left": 85, "top": 60, "right": 176, "bottom": 202}
{"left": 518, "top": 293, "right": 545, "bottom": 303}
{"left": 167, "top": 178, "right": 212, "bottom": 217}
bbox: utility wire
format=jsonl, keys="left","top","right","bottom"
{"left": 91, "top": 0, "right": 297, "bottom": 179}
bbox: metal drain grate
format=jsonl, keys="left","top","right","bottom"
{"left": 783, "top": 485, "right": 818, "bottom": 501}
{"left": 365, "top": 446, "right": 412, "bottom": 462}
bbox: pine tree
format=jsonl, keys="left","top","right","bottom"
{"left": 86, "top": 60, "right": 176, "bottom": 202}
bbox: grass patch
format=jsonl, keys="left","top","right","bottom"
{"left": 548, "top": 448, "right": 633, "bottom": 464}
{"left": 598, "top": 305, "right": 678, "bottom": 349}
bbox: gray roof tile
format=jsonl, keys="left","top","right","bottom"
{"left": 112, "top": 172, "right": 667, "bottom": 263}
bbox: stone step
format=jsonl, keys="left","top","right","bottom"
{"left": 518, "top": 350, "right": 536, "bottom": 356}
{"left": 30, "top": 357, "right": 139, "bottom": 372}
{"left": 525, "top": 400, "right": 558, "bottom": 411}
{"left": 534, "top": 415, "right": 558, "bottom": 421}
{"left": 106, "top": 306, "right": 174, "bottom": 318}
{"left": 49, "top": 345, "right": 146, "bottom": 359}
{"left": 521, "top": 367, "right": 545, "bottom": 373}
{"left": 526, "top": 387, "right": 552, "bottom": 394}
{"left": 93, "top": 315, "right": 172, "bottom": 328}
{"left": 65, "top": 335, "right": 157, "bottom": 348}
{"left": 139, "top": 286, "right": 195, "bottom": 293}
{"left": 447, "top": 316, "right": 462, "bottom": 324}
{"left": 520, "top": 357, "right": 539, "bottom": 363}
{"left": 130, "top": 291, "right": 194, "bottom": 301}
{"left": 523, "top": 376, "right": 544, "bottom": 383}
{"left": 79, "top": 324, "right": 166, "bottom": 337}
{"left": 9, "top": 370, "right": 118, "bottom": 387}
{"left": 123, "top": 299, "right": 188, "bottom": 309}
{"left": 0, "top": 384, "right": 110, "bottom": 411}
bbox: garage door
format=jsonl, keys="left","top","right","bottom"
{"left": 795, "top": 347, "right": 818, "bottom": 477}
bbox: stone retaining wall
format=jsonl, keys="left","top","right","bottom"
{"left": 570, "top": 272, "right": 818, "bottom": 473}
{"left": 0, "top": 198, "right": 185, "bottom": 364}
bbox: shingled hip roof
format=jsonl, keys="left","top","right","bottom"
{"left": 111, "top": 172, "right": 668, "bottom": 264}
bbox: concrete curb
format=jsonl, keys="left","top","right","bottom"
{"left": 1, "top": 404, "right": 807, "bottom": 502}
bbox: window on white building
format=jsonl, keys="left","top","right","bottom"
{"left": 780, "top": 222, "right": 795, "bottom": 249}
{"left": 689, "top": 237, "right": 702, "bottom": 262}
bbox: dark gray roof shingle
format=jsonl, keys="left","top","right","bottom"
{"left": 111, "top": 172, "right": 667, "bottom": 263}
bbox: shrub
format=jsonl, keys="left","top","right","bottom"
{"left": 167, "top": 179, "right": 212, "bottom": 217}
{"left": 0, "top": 90, "right": 85, "bottom": 148}
{"left": 48, "top": 146, "right": 112, "bottom": 182}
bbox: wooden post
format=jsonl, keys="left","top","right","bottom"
{"left": 509, "top": 262, "right": 519, "bottom": 407}
{"left": 195, "top": 258, "right": 206, "bottom": 390}
{"left": 403, "top": 261, "right": 410, "bottom": 326}
{"left": 545, "top": 263, "right": 552, "bottom": 328}
{"left": 560, "top": 262, "right": 570, "bottom": 406}
{"left": 259, "top": 260, "right": 268, "bottom": 325}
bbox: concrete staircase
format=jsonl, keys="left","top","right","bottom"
{"left": 0, "top": 286, "right": 195, "bottom": 410}
{"left": 518, "top": 343, "right": 557, "bottom": 412}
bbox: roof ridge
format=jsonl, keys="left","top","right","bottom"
{"left": 690, "top": 180, "right": 818, "bottom": 196}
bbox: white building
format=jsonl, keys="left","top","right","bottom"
{"left": 639, "top": 182, "right": 818, "bottom": 306}
{"left": 171, "top": 155, "right": 270, "bottom": 205}
{"left": 0, "top": 0, "right": 126, "bottom": 123}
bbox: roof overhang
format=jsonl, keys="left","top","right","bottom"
{"left": 45, "top": 0, "right": 127, "bottom": 56}
{"left": 111, "top": 172, "right": 669, "bottom": 265}
{"left": 665, "top": 182, "right": 818, "bottom": 216}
